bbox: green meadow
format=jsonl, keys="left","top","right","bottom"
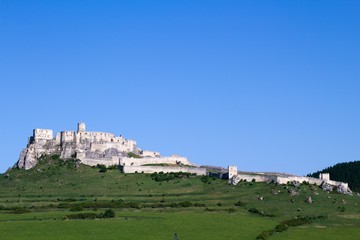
{"left": 0, "top": 156, "right": 359, "bottom": 239}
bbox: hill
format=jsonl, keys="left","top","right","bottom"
{"left": 307, "top": 161, "right": 360, "bottom": 192}
{"left": 0, "top": 155, "right": 360, "bottom": 240}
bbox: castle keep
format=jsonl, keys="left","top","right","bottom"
{"left": 17, "top": 123, "right": 206, "bottom": 175}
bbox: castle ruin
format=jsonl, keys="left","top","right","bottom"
{"left": 15, "top": 122, "right": 352, "bottom": 194}
{"left": 16, "top": 122, "right": 206, "bottom": 175}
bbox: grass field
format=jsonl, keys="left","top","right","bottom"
{"left": 0, "top": 156, "right": 359, "bottom": 239}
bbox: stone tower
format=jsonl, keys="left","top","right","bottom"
{"left": 77, "top": 122, "right": 86, "bottom": 133}
{"left": 319, "top": 173, "right": 330, "bottom": 181}
{"left": 228, "top": 165, "right": 238, "bottom": 179}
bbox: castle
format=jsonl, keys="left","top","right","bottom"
{"left": 16, "top": 122, "right": 351, "bottom": 194}
{"left": 16, "top": 123, "right": 206, "bottom": 175}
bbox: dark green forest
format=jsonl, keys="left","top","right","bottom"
{"left": 307, "top": 161, "right": 360, "bottom": 192}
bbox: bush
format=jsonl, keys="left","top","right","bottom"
{"left": 248, "top": 208, "right": 261, "bottom": 214}
{"left": 70, "top": 206, "right": 84, "bottom": 211}
{"left": 107, "top": 165, "right": 118, "bottom": 170}
{"left": 201, "top": 175, "right": 211, "bottom": 184}
{"left": 340, "top": 206, "right": 346, "bottom": 212}
{"left": 248, "top": 208, "right": 274, "bottom": 217}
{"left": 66, "top": 209, "right": 115, "bottom": 220}
{"left": 256, "top": 230, "right": 274, "bottom": 240}
{"left": 234, "top": 201, "right": 246, "bottom": 207}
{"left": 150, "top": 172, "right": 190, "bottom": 182}
{"left": 274, "top": 224, "right": 288, "bottom": 232}
{"left": 97, "top": 164, "right": 107, "bottom": 173}
{"left": 66, "top": 213, "right": 98, "bottom": 219}
{"left": 102, "top": 209, "right": 115, "bottom": 218}
{"left": 282, "top": 217, "right": 310, "bottom": 227}
{"left": 51, "top": 154, "right": 61, "bottom": 160}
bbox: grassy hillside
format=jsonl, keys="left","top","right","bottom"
{"left": 0, "top": 155, "right": 360, "bottom": 240}
{"left": 307, "top": 161, "right": 360, "bottom": 192}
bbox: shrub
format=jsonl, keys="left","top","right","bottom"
{"left": 150, "top": 172, "right": 190, "bottom": 182}
{"left": 256, "top": 230, "right": 274, "bottom": 240}
{"left": 234, "top": 201, "right": 246, "bottom": 207}
{"left": 66, "top": 213, "right": 98, "bottom": 219}
{"left": 107, "top": 165, "right": 118, "bottom": 170}
{"left": 201, "top": 175, "right": 211, "bottom": 184}
{"left": 102, "top": 209, "right": 115, "bottom": 218}
{"left": 51, "top": 154, "right": 61, "bottom": 160}
{"left": 97, "top": 164, "right": 107, "bottom": 173}
{"left": 70, "top": 206, "right": 84, "bottom": 211}
{"left": 248, "top": 208, "right": 261, "bottom": 214}
{"left": 194, "top": 203, "right": 206, "bottom": 207}
{"left": 179, "top": 201, "right": 193, "bottom": 207}
{"left": 282, "top": 217, "right": 310, "bottom": 227}
{"left": 274, "top": 223, "right": 288, "bottom": 232}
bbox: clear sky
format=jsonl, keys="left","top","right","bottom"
{"left": 0, "top": 1, "right": 359, "bottom": 175}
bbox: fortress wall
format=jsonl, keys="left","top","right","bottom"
{"left": 125, "top": 140, "right": 137, "bottom": 152}
{"left": 61, "top": 131, "right": 75, "bottom": 143}
{"left": 142, "top": 151, "right": 160, "bottom": 157}
{"left": 90, "top": 142, "right": 123, "bottom": 152}
{"left": 120, "top": 156, "right": 191, "bottom": 166}
{"left": 80, "top": 157, "right": 119, "bottom": 167}
{"left": 233, "top": 174, "right": 349, "bottom": 189}
{"left": 34, "top": 129, "right": 53, "bottom": 141}
{"left": 235, "top": 174, "right": 276, "bottom": 182}
{"left": 77, "top": 131, "right": 115, "bottom": 143}
{"left": 112, "top": 136, "right": 124, "bottom": 143}
{"left": 275, "top": 176, "right": 323, "bottom": 185}
{"left": 89, "top": 142, "right": 136, "bottom": 153}
{"left": 122, "top": 165, "right": 207, "bottom": 175}
{"left": 327, "top": 180, "right": 348, "bottom": 188}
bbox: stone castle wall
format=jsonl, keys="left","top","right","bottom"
{"left": 61, "top": 131, "right": 75, "bottom": 144}
{"left": 122, "top": 165, "right": 206, "bottom": 175}
{"left": 142, "top": 151, "right": 160, "bottom": 157}
{"left": 33, "top": 129, "right": 53, "bottom": 142}
{"left": 232, "top": 173, "right": 276, "bottom": 183}
{"left": 89, "top": 142, "right": 134, "bottom": 153}
{"left": 119, "top": 155, "right": 190, "bottom": 166}
{"left": 231, "top": 170, "right": 349, "bottom": 191}
{"left": 77, "top": 131, "right": 115, "bottom": 143}
{"left": 79, "top": 156, "right": 119, "bottom": 167}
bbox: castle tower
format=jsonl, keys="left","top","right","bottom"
{"left": 228, "top": 165, "right": 238, "bottom": 179}
{"left": 319, "top": 173, "right": 330, "bottom": 181}
{"left": 77, "top": 122, "right": 86, "bottom": 133}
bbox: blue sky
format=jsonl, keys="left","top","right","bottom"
{"left": 0, "top": 1, "right": 359, "bottom": 175}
